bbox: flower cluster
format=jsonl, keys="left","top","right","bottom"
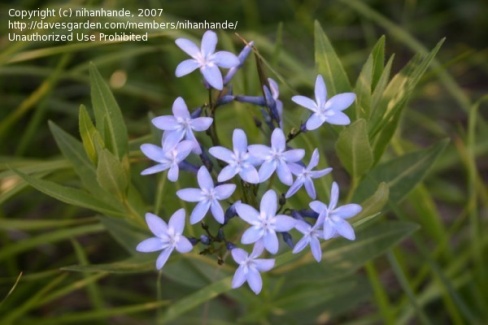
{"left": 137, "top": 30, "right": 362, "bottom": 295}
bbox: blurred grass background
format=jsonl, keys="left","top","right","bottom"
{"left": 1, "top": 0, "right": 487, "bottom": 324}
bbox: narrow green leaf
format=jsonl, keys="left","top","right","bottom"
{"left": 89, "top": 62, "right": 128, "bottom": 160}
{"left": 314, "top": 20, "right": 351, "bottom": 95}
{"left": 96, "top": 148, "right": 129, "bottom": 200}
{"left": 99, "top": 216, "right": 147, "bottom": 255}
{"left": 62, "top": 255, "right": 155, "bottom": 273}
{"left": 353, "top": 139, "right": 449, "bottom": 203}
{"left": 335, "top": 119, "right": 373, "bottom": 178}
{"left": 354, "top": 182, "right": 389, "bottom": 221}
{"left": 79, "top": 104, "right": 104, "bottom": 163}
{"left": 13, "top": 169, "right": 124, "bottom": 217}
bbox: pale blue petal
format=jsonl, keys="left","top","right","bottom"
{"left": 190, "top": 201, "right": 210, "bottom": 224}
{"left": 326, "top": 111, "right": 350, "bottom": 125}
{"left": 141, "top": 164, "right": 169, "bottom": 175}
{"left": 156, "top": 248, "right": 173, "bottom": 269}
{"left": 197, "top": 166, "right": 213, "bottom": 190}
{"left": 276, "top": 162, "right": 293, "bottom": 186}
{"left": 239, "top": 165, "right": 260, "bottom": 184}
{"left": 214, "top": 184, "right": 236, "bottom": 200}
{"left": 263, "top": 232, "right": 279, "bottom": 254}
{"left": 329, "top": 182, "right": 339, "bottom": 210}
{"left": 231, "top": 247, "right": 248, "bottom": 264}
{"left": 151, "top": 116, "right": 178, "bottom": 131}
{"left": 175, "top": 236, "right": 193, "bottom": 253}
{"left": 260, "top": 190, "right": 277, "bottom": 217}
{"left": 176, "top": 188, "right": 202, "bottom": 202}
{"left": 309, "top": 148, "right": 320, "bottom": 169}
{"left": 172, "top": 97, "right": 190, "bottom": 119}
{"left": 250, "top": 241, "right": 265, "bottom": 258}
{"left": 309, "top": 200, "right": 327, "bottom": 214}
{"left": 236, "top": 203, "right": 259, "bottom": 224}
{"left": 255, "top": 259, "right": 275, "bottom": 272}
{"left": 169, "top": 208, "right": 186, "bottom": 233}
{"left": 323, "top": 219, "right": 336, "bottom": 240}
{"left": 258, "top": 161, "right": 276, "bottom": 182}
{"left": 315, "top": 75, "right": 327, "bottom": 106}
{"left": 333, "top": 218, "right": 356, "bottom": 240}
{"left": 242, "top": 227, "right": 262, "bottom": 244}
{"left": 326, "top": 93, "right": 356, "bottom": 111}
{"left": 231, "top": 266, "right": 247, "bottom": 289}
{"left": 304, "top": 179, "right": 316, "bottom": 199}
{"left": 292, "top": 236, "right": 309, "bottom": 254}
{"left": 333, "top": 204, "right": 362, "bottom": 219}
{"left": 209, "top": 146, "right": 233, "bottom": 163}
{"left": 167, "top": 164, "right": 179, "bottom": 182}
{"left": 201, "top": 30, "right": 217, "bottom": 57}
{"left": 247, "top": 268, "right": 263, "bottom": 294}
{"left": 217, "top": 165, "right": 237, "bottom": 182}
{"left": 140, "top": 144, "right": 165, "bottom": 162}
{"left": 271, "top": 128, "right": 286, "bottom": 151}
{"left": 213, "top": 51, "right": 240, "bottom": 68}
{"left": 201, "top": 65, "right": 223, "bottom": 90}
{"left": 233, "top": 129, "right": 248, "bottom": 153}
{"left": 191, "top": 117, "right": 213, "bottom": 131}
{"left": 268, "top": 78, "right": 279, "bottom": 98}
{"left": 285, "top": 178, "right": 304, "bottom": 198}
{"left": 288, "top": 163, "right": 305, "bottom": 175}
{"left": 310, "top": 237, "right": 323, "bottom": 262}
{"left": 175, "top": 38, "right": 200, "bottom": 57}
{"left": 175, "top": 59, "right": 200, "bottom": 77}
{"left": 210, "top": 201, "right": 224, "bottom": 223}
{"left": 162, "top": 131, "right": 184, "bottom": 151}
{"left": 306, "top": 113, "right": 325, "bottom": 130}
{"left": 247, "top": 144, "right": 271, "bottom": 160}
{"left": 136, "top": 238, "right": 164, "bottom": 252}
{"left": 310, "top": 167, "right": 332, "bottom": 179}
{"left": 283, "top": 149, "right": 305, "bottom": 163}
{"left": 175, "top": 141, "right": 193, "bottom": 161}
{"left": 274, "top": 215, "right": 296, "bottom": 232}
{"left": 295, "top": 220, "right": 312, "bottom": 234}
{"left": 292, "top": 95, "right": 317, "bottom": 112}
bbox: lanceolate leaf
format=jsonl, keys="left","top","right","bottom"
{"left": 79, "top": 104, "right": 104, "bottom": 164}
{"left": 314, "top": 21, "right": 351, "bottom": 96}
{"left": 335, "top": 119, "right": 373, "bottom": 178}
{"left": 96, "top": 149, "right": 129, "bottom": 200}
{"left": 353, "top": 139, "right": 449, "bottom": 203}
{"left": 89, "top": 63, "right": 128, "bottom": 160}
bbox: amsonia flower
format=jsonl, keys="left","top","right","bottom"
{"left": 136, "top": 210, "right": 193, "bottom": 270}
{"left": 248, "top": 128, "right": 305, "bottom": 185}
{"left": 140, "top": 137, "right": 193, "bottom": 182}
{"left": 209, "top": 129, "right": 260, "bottom": 184}
{"left": 310, "top": 182, "right": 362, "bottom": 240}
{"left": 175, "top": 30, "right": 240, "bottom": 90}
{"left": 231, "top": 242, "right": 275, "bottom": 295}
{"left": 292, "top": 219, "right": 324, "bottom": 262}
{"left": 176, "top": 166, "right": 236, "bottom": 224}
{"left": 236, "top": 189, "right": 296, "bottom": 254}
{"left": 152, "top": 97, "right": 213, "bottom": 154}
{"left": 285, "top": 148, "right": 332, "bottom": 199}
{"left": 292, "top": 75, "right": 356, "bottom": 130}
{"left": 264, "top": 78, "right": 283, "bottom": 127}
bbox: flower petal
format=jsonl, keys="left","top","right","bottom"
{"left": 236, "top": 203, "right": 260, "bottom": 224}
{"left": 333, "top": 218, "right": 356, "bottom": 240}
{"left": 233, "top": 129, "right": 248, "bottom": 153}
{"left": 231, "top": 247, "right": 248, "bottom": 264}
{"left": 306, "top": 113, "right": 325, "bottom": 130}
{"left": 263, "top": 232, "right": 279, "bottom": 254}
{"left": 140, "top": 144, "right": 165, "bottom": 162}
{"left": 292, "top": 95, "right": 317, "bottom": 112}
{"left": 258, "top": 161, "right": 276, "bottom": 183}
{"left": 248, "top": 144, "right": 270, "bottom": 160}
{"left": 323, "top": 218, "right": 336, "bottom": 240}
{"left": 231, "top": 265, "right": 247, "bottom": 289}
{"left": 274, "top": 215, "right": 296, "bottom": 232}
{"left": 329, "top": 182, "right": 339, "bottom": 210}
{"left": 285, "top": 178, "right": 304, "bottom": 198}
{"left": 176, "top": 188, "right": 203, "bottom": 202}
{"left": 168, "top": 208, "right": 186, "bottom": 234}
{"left": 326, "top": 93, "right": 356, "bottom": 111}
{"left": 217, "top": 165, "right": 237, "bottom": 182}
{"left": 292, "top": 236, "right": 309, "bottom": 254}
{"left": 156, "top": 248, "right": 173, "bottom": 269}
{"left": 201, "top": 64, "right": 223, "bottom": 90}
{"left": 190, "top": 201, "right": 211, "bottom": 224}
{"left": 247, "top": 268, "right": 263, "bottom": 294}
{"left": 175, "top": 38, "right": 200, "bottom": 58}
{"left": 309, "top": 200, "right": 327, "bottom": 214}
{"left": 255, "top": 259, "right": 275, "bottom": 272}
{"left": 191, "top": 117, "right": 213, "bottom": 131}
{"left": 239, "top": 165, "right": 260, "bottom": 184}
{"left": 197, "top": 166, "right": 214, "bottom": 190}
{"left": 260, "top": 190, "right": 277, "bottom": 217}
{"left": 210, "top": 201, "right": 225, "bottom": 224}
{"left": 333, "top": 204, "right": 362, "bottom": 219}
{"left": 175, "top": 140, "right": 194, "bottom": 161}
{"left": 326, "top": 111, "right": 350, "bottom": 125}
{"left": 304, "top": 179, "right": 316, "bottom": 199}
{"left": 214, "top": 184, "right": 236, "bottom": 200}
{"left": 145, "top": 213, "right": 168, "bottom": 236}
{"left": 315, "top": 75, "right": 327, "bottom": 107}
{"left": 151, "top": 116, "right": 178, "bottom": 131}
{"left": 213, "top": 51, "right": 240, "bottom": 68}
{"left": 201, "top": 30, "right": 217, "bottom": 57}
{"left": 276, "top": 162, "right": 293, "bottom": 186}
{"left": 175, "top": 236, "right": 193, "bottom": 253}
{"left": 310, "top": 167, "right": 332, "bottom": 179}
{"left": 136, "top": 237, "right": 165, "bottom": 252}
{"left": 175, "top": 59, "right": 200, "bottom": 77}
{"left": 241, "top": 227, "right": 263, "bottom": 244}
{"left": 141, "top": 164, "right": 169, "bottom": 175}
{"left": 283, "top": 149, "right": 305, "bottom": 163}
{"left": 271, "top": 128, "right": 286, "bottom": 152}
{"left": 172, "top": 97, "right": 190, "bottom": 118}
{"left": 309, "top": 148, "right": 320, "bottom": 169}
{"left": 310, "top": 236, "right": 323, "bottom": 262}
{"left": 209, "top": 146, "right": 233, "bottom": 163}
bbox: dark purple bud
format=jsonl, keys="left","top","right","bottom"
{"left": 178, "top": 160, "right": 199, "bottom": 174}
{"left": 299, "top": 209, "right": 319, "bottom": 219}
{"left": 235, "top": 95, "right": 266, "bottom": 106}
{"left": 226, "top": 241, "right": 237, "bottom": 251}
{"left": 191, "top": 107, "right": 203, "bottom": 118}
{"left": 188, "top": 237, "right": 199, "bottom": 246}
{"left": 224, "top": 202, "right": 239, "bottom": 224}
{"left": 281, "top": 232, "right": 294, "bottom": 248}
{"left": 200, "top": 235, "right": 211, "bottom": 245}
{"left": 300, "top": 121, "right": 308, "bottom": 133}
{"left": 217, "top": 95, "right": 235, "bottom": 106}
{"left": 223, "top": 41, "right": 254, "bottom": 84}
{"left": 199, "top": 148, "right": 213, "bottom": 172}
{"left": 291, "top": 210, "right": 305, "bottom": 221}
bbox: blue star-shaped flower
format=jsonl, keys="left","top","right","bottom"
{"left": 175, "top": 30, "right": 240, "bottom": 90}
{"left": 140, "top": 136, "right": 193, "bottom": 182}
{"left": 292, "top": 75, "right": 356, "bottom": 130}
{"left": 285, "top": 148, "right": 332, "bottom": 199}
{"left": 292, "top": 219, "right": 324, "bottom": 262}
{"left": 176, "top": 166, "right": 236, "bottom": 224}
{"left": 236, "top": 189, "right": 296, "bottom": 254}
{"left": 248, "top": 128, "right": 305, "bottom": 185}
{"left": 209, "top": 129, "right": 260, "bottom": 184}
{"left": 152, "top": 97, "right": 213, "bottom": 154}
{"left": 231, "top": 242, "right": 275, "bottom": 295}
{"left": 310, "top": 182, "right": 362, "bottom": 240}
{"left": 136, "top": 210, "right": 193, "bottom": 270}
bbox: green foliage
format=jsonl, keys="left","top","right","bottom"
{"left": 1, "top": 1, "right": 486, "bottom": 324}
